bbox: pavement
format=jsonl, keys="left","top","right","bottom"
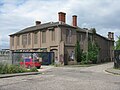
{"left": 0, "top": 65, "right": 54, "bottom": 78}
{"left": 105, "top": 68, "right": 120, "bottom": 75}
{"left": 0, "top": 62, "right": 120, "bottom": 90}
{"left": 0, "top": 72, "right": 41, "bottom": 78}
{"left": 38, "top": 65, "right": 54, "bottom": 72}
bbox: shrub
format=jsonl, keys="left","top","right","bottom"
{"left": 87, "top": 41, "right": 99, "bottom": 64}
{"left": 81, "top": 52, "right": 92, "bottom": 64}
{"left": 75, "top": 41, "right": 82, "bottom": 62}
{"left": 1, "top": 64, "right": 9, "bottom": 74}
{"left": 0, "top": 63, "right": 38, "bottom": 74}
{"left": 29, "top": 67, "right": 38, "bottom": 72}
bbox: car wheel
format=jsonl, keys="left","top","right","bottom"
{"left": 37, "top": 66, "right": 40, "bottom": 69}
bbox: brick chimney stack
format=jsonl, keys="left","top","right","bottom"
{"left": 58, "top": 12, "right": 66, "bottom": 23}
{"left": 108, "top": 32, "right": 114, "bottom": 40}
{"left": 72, "top": 15, "right": 77, "bottom": 27}
{"left": 35, "top": 21, "right": 41, "bottom": 25}
{"left": 111, "top": 32, "right": 114, "bottom": 40}
{"left": 108, "top": 32, "right": 111, "bottom": 39}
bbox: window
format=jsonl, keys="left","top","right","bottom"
{"left": 80, "top": 35, "right": 83, "bottom": 42}
{"left": 88, "top": 35, "right": 92, "bottom": 41}
{"left": 34, "top": 32, "right": 38, "bottom": 44}
{"left": 25, "top": 58, "right": 30, "bottom": 62}
{"left": 69, "top": 30, "right": 72, "bottom": 43}
{"left": 28, "top": 33, "right": 31, "bottom": 45}
{"left": 22, "top": 34, "right": 27, "bottom": 46}
{"left": 42, "top": 31, "right": 46, "bottom": 43}
{"left": 69, "top": 30, "right": 72, "bottom": 36}
{"left": 77, "top": 34, "right": 80, "bottom": 41}
{"left": 77, "top": 33, "right": 83, "bottom": 42}
{"left": 11, "top": 36, "right": 14, "bottom": 46}
{"left": 66, "top": 29, "right": 72, "bottom": 43}
{"left": 17, "top": 35, "right": 20, "bottom": 46}
{"left": 51, "top": 29, "right": 55, "bottom": 41}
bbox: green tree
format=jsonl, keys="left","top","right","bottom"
{"left": 88, "top": 41, "right": 99, "bottom": 64}
{"left": 115, "top": 36, "right": 120, "bottom": 50}
{"left": 75, "top": 41, "right": 82, "bottom": 62}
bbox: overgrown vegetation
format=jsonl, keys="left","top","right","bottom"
{"left": 75, "top": 29, "right": 99, "bottom": 64}
{"left": 81, "top": 52, "right": 89, "bottom": 64}
{"left": 115, "top": 36, "right": 120, "bottom": 50}
{"left": 75, "top": 41, "right": 82, "bottom": 62}
{"left": 29, "top": 67, "right": 38, "bottom": 72}
{"left": 114, "top": 36, "right": 120, "bottom": 69}
{"left": 88, "top": 41, "right": 99, "bottom": 64}
{"left": 0, "top": 63, "right": 38, "bottom": 74}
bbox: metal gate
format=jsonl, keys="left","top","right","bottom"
{"left": 12, "top": 52, "right": 54, "bottom": 65}
{"left": 114, "top": 50, "right": 120, "bottom": 68}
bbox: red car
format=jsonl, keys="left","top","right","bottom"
{"left": 20, "top": 58, "right": 41, "bottom": 69}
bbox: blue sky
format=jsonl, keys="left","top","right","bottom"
{"left": 0, "top": 0, "right": 120, "bottom": 49}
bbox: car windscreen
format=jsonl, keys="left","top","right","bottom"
{"left": 34, "top": 59, "right": 39, "bottom": 62}
{"left": 25, "top": 58, "right": 31, "bottom": 62}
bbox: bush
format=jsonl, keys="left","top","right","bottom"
{"left": 0, "top": 63, "right": 38, "bottom": 74}
{"left": 81, "top": 52, "right": 92, "bottom": 64}
{"left": 75, "top": 41, "right": 82, "bottom": 62}
{"left": 87, "top": 41, "right": 99, "bottom": 64}
{"left": 29, "top": 67, "right": 38, "bottom": 72}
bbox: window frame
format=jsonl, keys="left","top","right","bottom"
{"left": 42, "top": 30, "right": 46, "bottom": 43}
{"left": 51, "top": 29, "right": 55, "bottom": 41}
{"left": 11, "top": 36, "right": 14, "bottom": 46}
{"left": 34, "top": 32, "right": 38, "bottom": 44}
{"left": 22, "top": 34, "right": 27, "bottom": 46}
{"left": 17, "top": 35, "right": 20, "bottom": 46}
{"left": 66, "top": 29, "right": 72, "bottom": 43}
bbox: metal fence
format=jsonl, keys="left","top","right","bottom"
{"left": 114, "top": 50, "right": 120, "bottom": 68}
{"left": 12, "top": 52, "right": 54, "bottom": 65}
{"left": 0, "top": 51, "right": 12, "bottom": 64}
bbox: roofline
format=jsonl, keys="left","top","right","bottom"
{"left": 9, "top": 22, "right": 77, "bottom": 36}
{"left": 96, "top": 33, "right": 114, "bottom": 42}
{"left": 9, "top": 22, "right": 114, "bottom": 42}
{"left": 76, "top": 29, "right": 114, "bottom": 42}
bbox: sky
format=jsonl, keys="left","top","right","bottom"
{"left": 0, "top": 0, "right": 120, "bottom": 49}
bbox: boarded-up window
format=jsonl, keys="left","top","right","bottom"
{"left": 22, "top": 34, "right": 27, "bottom": 46}
{"left": 88, "top": 35, "right": 93, "bottom": 41}
{"left": 28, "top": 33, "right": 31, "bottom": 45}
{"left": 66, "top": 29, "right": 72, "bottom": 43}
{"left": 42, "top": 31, "right": 46, "bottom": 43}
{"left": 17, "top": 35, "right": 20, "bottom": 46}
{"left": 34, "top": 32, "right": 38, "bottom": 44}
{"left": 11, "top": 36, "right": 14, "bottom": 46}
{"left": 51, "top": 29, "right": 55, "bottom": 41}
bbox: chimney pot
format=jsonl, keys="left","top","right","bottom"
{"left": 58, "top": 12, "right": 66, "bottom": 23}
{"left": 72, "top": 15, "right": 77, "bottom": 27}
{"left": 35, "top": 21, "right": 41, "bottom": 25}
{"left": 111, "top": 32, "right": 114, "bottom": 40}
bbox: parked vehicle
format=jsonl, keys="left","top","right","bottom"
{"left": 20, "top": 58, "right": 41, "bottom": 69}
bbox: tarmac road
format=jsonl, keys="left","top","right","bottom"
{"left": 0, "top": 62, "right": 120, "bottom": 90}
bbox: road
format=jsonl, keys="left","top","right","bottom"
{"left": 0, "top": 62, "right": 120, "bottom": 90}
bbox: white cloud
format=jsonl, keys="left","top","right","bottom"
{"left": 0, "top": 0, "right": 120, "bottom": 48}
